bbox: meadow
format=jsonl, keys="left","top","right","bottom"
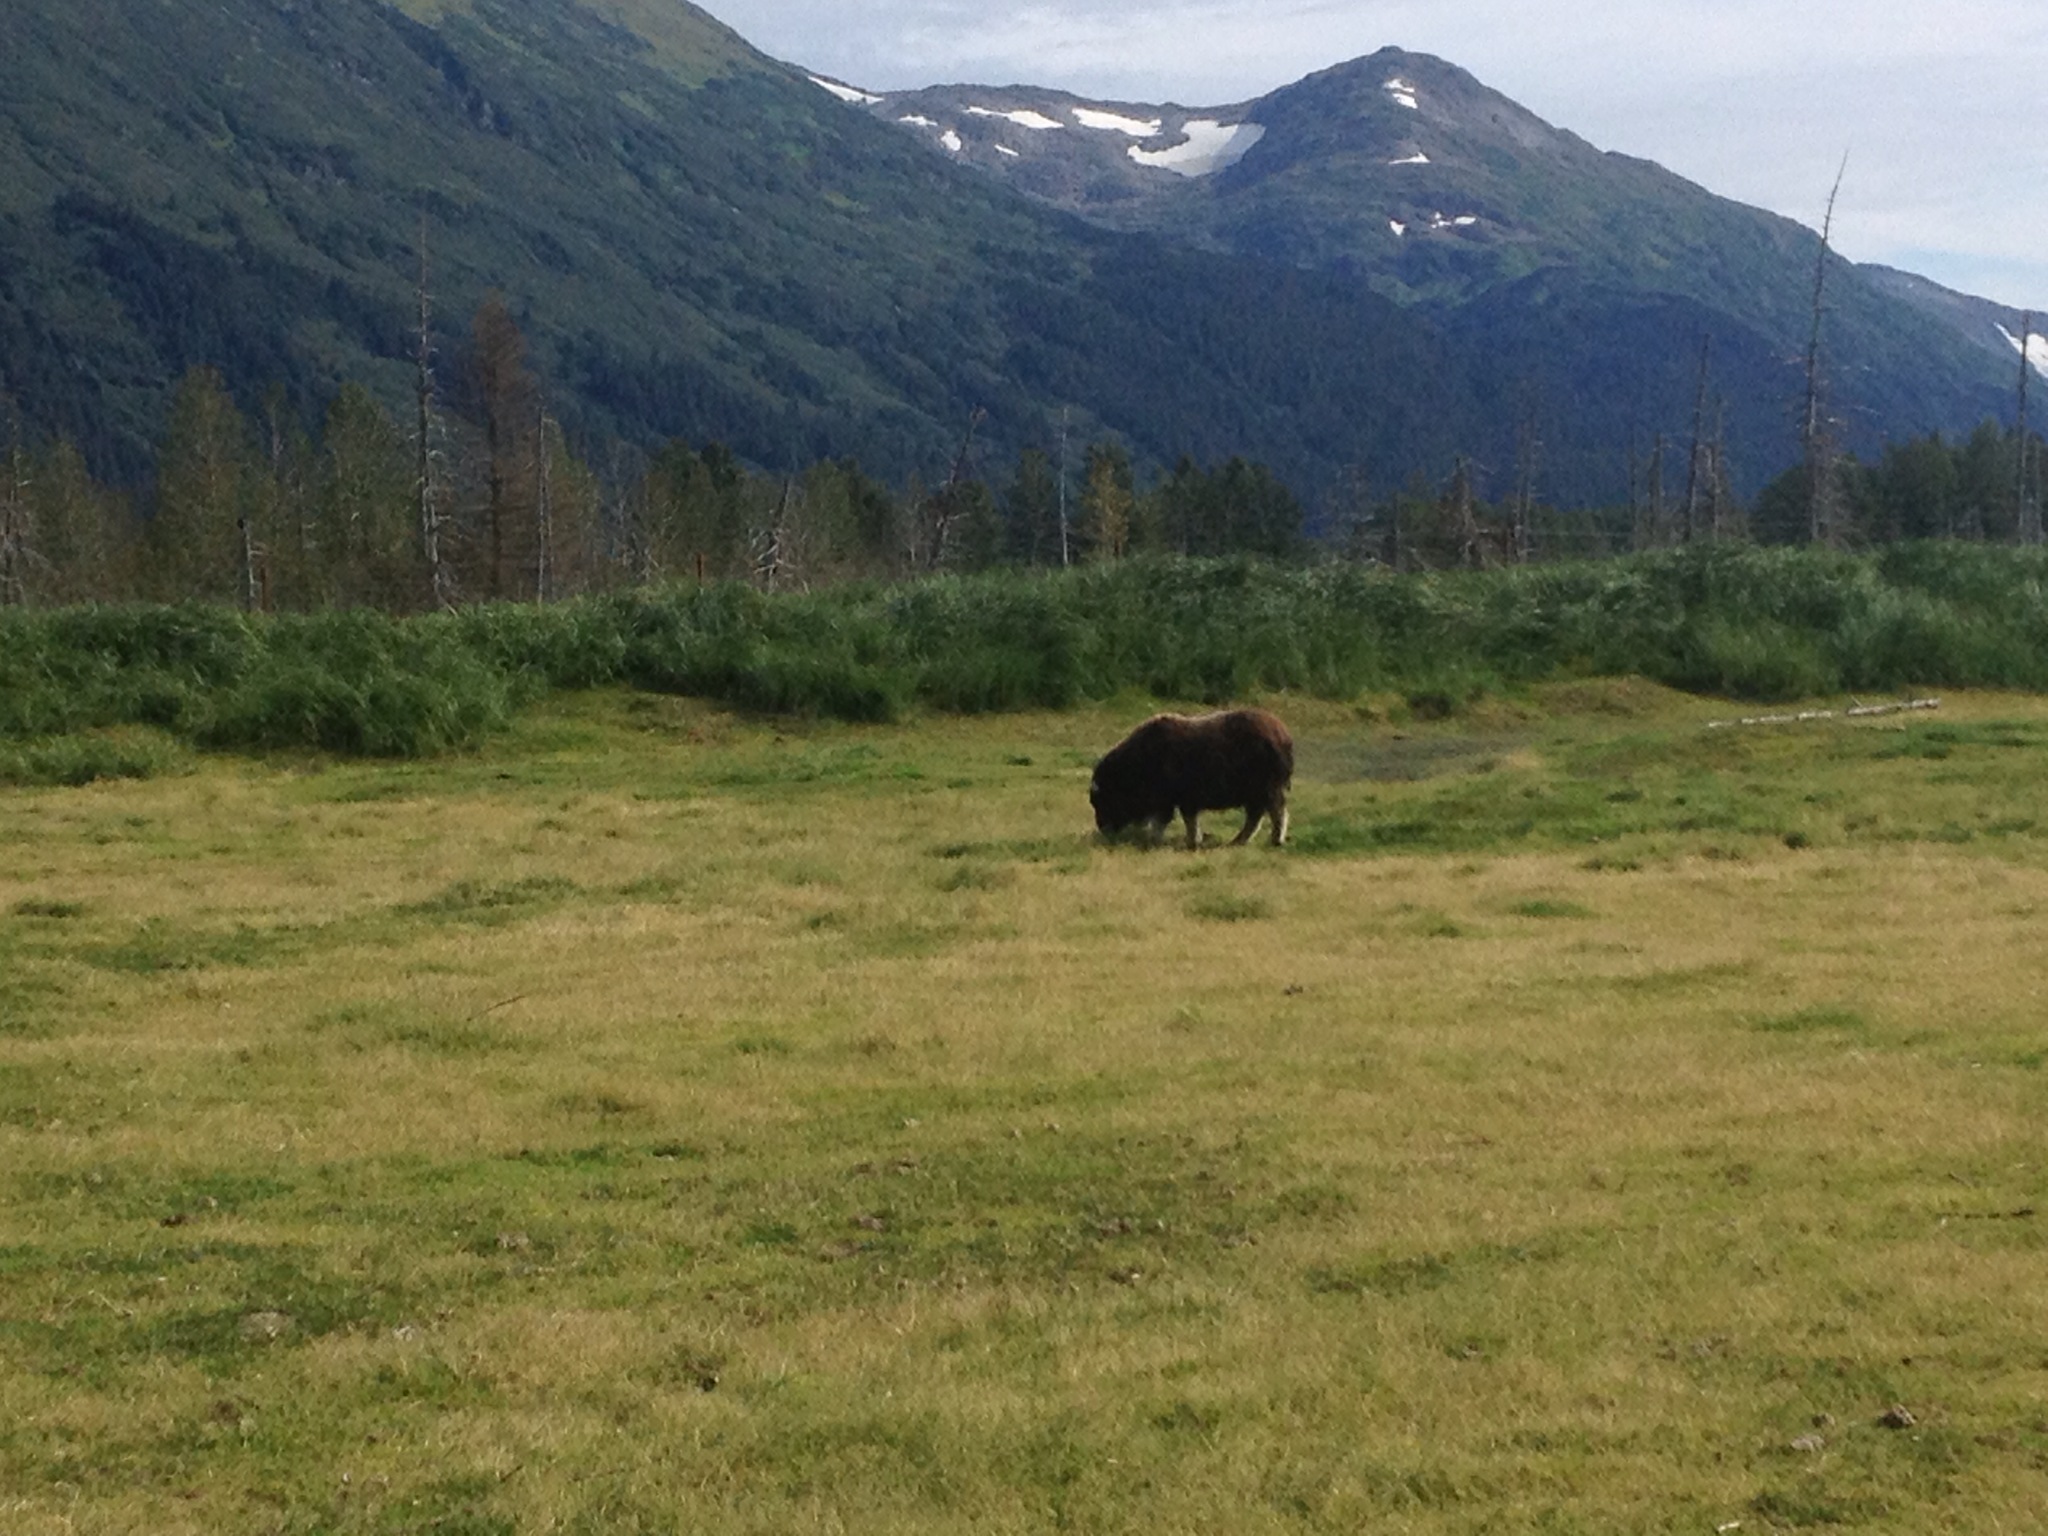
{"left": 4, "top": 674, "right": 2047, "bottom": 1533}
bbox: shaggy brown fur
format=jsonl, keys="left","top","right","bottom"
{"left": 1089, "top": 708, "right": 1293, "bottom": 849}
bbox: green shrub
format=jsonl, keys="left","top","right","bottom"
{"left": 11, "top": 543, "right": 2048, "bottom": 760}
{"left": 0, "top": 728, "right": 185, "bottom": 787}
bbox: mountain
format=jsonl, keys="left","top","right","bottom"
{"left": 839, "top": 49, "right": 2039, "bottom": 489}
{"left": 0, "top": 0, "right": 2031, "bottom": 511}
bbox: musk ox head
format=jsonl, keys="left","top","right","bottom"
{"left": 1088, "top": 747, "right": 1153, "bottom": 837}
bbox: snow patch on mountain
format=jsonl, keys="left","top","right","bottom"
{"left": 940, "top": 129, "right": 963, "bottom": 153}
{"left": 1389, "top": 152, "right": 1430, "bottom": 166}
{"left": 900, "top": 114, "right": 938, "bottom": 129}
{"left": 1385, "top": 78, "right": 1420, "bottom": 110}
{"left": 1073, "top": 107, "right": 1163, "bottom": 137}
{"left": 1128, "top": 120, "right": 1266, "bottom": 177}
{"left": 810, "top": 77, "right": 881, "bottom": 105}
{"left": 968, "top": 105, "right": 1063, "bottom": 131}
{"left": 1999, "top": 323, "right": 2048, "bottom": 378}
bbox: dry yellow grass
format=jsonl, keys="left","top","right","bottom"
{"left": 3, "top": 686, "right": 2046, "bottom": 1532}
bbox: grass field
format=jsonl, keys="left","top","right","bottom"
{"left": 4, "top": 681, "right": 2047, "bottom": 1533}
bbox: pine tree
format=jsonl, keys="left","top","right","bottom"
{"left": 255, "top": 384, "right": 315, "bottom": 610}
{"left": 537, "top": 412, "right": 599, "bottom": 599}
{"left": 1215, "top": 456, "right": 1303, "bottom": 559}
{"left": 149, "top": 367, "right": 251, "bottom": 604}
{"left": 1155, "top": 456, "right": 1211, "bottom": 555}
{"left": 28, "top": 439, "right": 128, "bottom": 603}
{"left": 1001, "top": 446, "right": 1061, "bottom": 566}
{"left": 469, "top": 293, "right": 540, "bottom": 599}
{"left": 1078, "top": 440, "right": 1135, "bottom": 561}
{"left": 318, "top": 383, "right": 417, "bottom": 609}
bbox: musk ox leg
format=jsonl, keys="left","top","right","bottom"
{"left": 1182, "top": 810, "right": 1204, "bottom": 850}
{"left": 1270, "top": 789, "right": 1290, "bottom": 847}
{"left": 1231, "top": 805, "right": 1263, "bottom": 846}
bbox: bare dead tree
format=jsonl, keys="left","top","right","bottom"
{"left": 1332, "top": 463, "right": 1376, "bottom": 563}
{"left": 1626, "top": 430, "right": 1644, "bottom": 550}
{"left": 1707, "top": 396, "right": 1741, "bottom": 541}
{"left": 917, "top": 406, "right": 986, "bottom": 571}
{"left": 753, "top": 476, "right": 802, "bottom": 592}
{"left": 1648, "top": 433, "right": 1669, "bottom": 548}
{"left": 2018, "top": 311, "right": 2040, "bottom": 544}
{"left": 0, "top": 395, "right": 32, "bottom": 606}
{"left": 1510, "top": 410, "right": 1539, "bottom": 563}
{"left": 1444, "top": 457, "right": 1485, "bottom": 569}
{"left": 1682, "top": 333, "right": 1713, "bottom": 541}
{"left": 414, "top": 215, "right": 452, "bottom": 610}
{"left": 235, "top": 494, "right": 259, "bottom": 613}
{"left": 534, "top": 405, "right": 555, "bottom": 602}
{"left": 1802, "top": 155, "right": 1850, "bottom": 545}
{"left": 1057, "top": 405, "right": 1071, "bottom": 568}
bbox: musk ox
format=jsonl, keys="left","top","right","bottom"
{"left": 1089, "top": 708, "right": 1293, "bottom": 849}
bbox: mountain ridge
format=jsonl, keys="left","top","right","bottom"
{"left": 835, "top": 44, "right": 2034, "bottom": 349}
{"left": 0, "top": 0, "right": 2032, "bottom": 512}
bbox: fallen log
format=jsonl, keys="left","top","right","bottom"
{"left": 1706, "top": 698, "right": 1940, "bottom": 730}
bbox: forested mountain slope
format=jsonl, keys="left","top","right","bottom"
{"left": 0, "top": 0, "right": 2025, "bottom": 507}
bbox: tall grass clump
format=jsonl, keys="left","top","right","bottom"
{"left": 618, "top": 583, "right": 906, "bottom": 722}
{"left": 0, "top": 602, "right": 258, "bottom": 738}
{"left": 883, "top": 575, "right": 1093, "bottom": 711}
{"left": 445, "top": 600, "right": 632, "bottom": 692}
{"left": 0, "top": 727, "right": 186, "bottom": 787}
{"left": 0, "top": 603, "right": 516, "bottom": 758}
{"left": 12, "top": 542, "right": 2048, "bottom": 759}
{"left": 199, "top": 610, "right": 518, "bottom": 756}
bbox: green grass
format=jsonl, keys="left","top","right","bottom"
{"left": 13, "top": 545, "right": 2048, "bottom": 768}
{"left": 3, "top": 685, "right": 2048, "bottom": 1532}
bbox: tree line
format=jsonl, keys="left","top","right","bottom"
{"left": 1, "top": 294, "right": 2044, "bottom": 611}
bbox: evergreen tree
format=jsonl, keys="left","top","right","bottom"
{"left": 1955, "top": 420, "right": 2014, "bottom": 541}
{"left": 149, "top": 366, "right": 251, "bottom": 604}
{"left": 1154, "top": 456, "right": 1215, "bottom": 555}
{"left": 469, "top": 294, "right": 540, "bottom": 599}
{"left": 642, "top": 440, "right": 753, "bottom": 581}
{"left": 28, "top": 439, "right": 129, "bottom": 603}
{"left": 317, "top": 383, "right": 418, "bottom": 609}
{"left": 1214, "top": 456, "right": 1304, "bottom": 559}
{"left": 1001, "top": 446, "right": 1061, "bottom": 566}
{"left": 1868, "top": 434, "right": 1959, "bottom": 542}
{"left": 1079, "top": 440, "right": 1135, "bottom": 561}
{"left": 792, "top": 458, "right": 901, "bottom": 581}
{"left": 537, "top": 413, "right": 600, "bottom": 599}
{"left": 838, "top": 459, "right": 901, "bottom": 576}
{"left": 254, "top": 384, "right": 316, "bottom": 610}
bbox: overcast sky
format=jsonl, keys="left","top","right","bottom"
{"left": 700, "top": 0, "right": 2048, "bottom": 312}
